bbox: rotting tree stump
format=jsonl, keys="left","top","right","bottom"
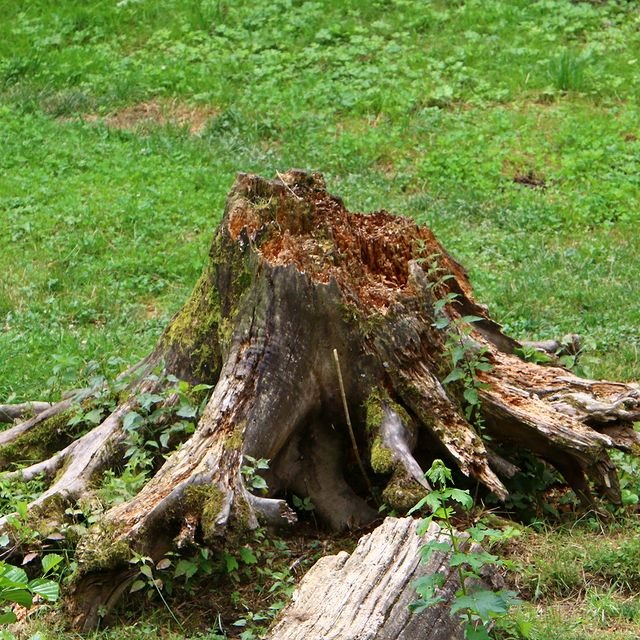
{"left": 0, "top": 170, "right": 638, "bottom": 629}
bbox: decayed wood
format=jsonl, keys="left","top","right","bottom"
{"left": 0, "top": 402, "right": 52, "bottom": 424}
{"left": 0, "top": 170, "right": 638, "bottom": 628}
{"left": 267, "top": 517, "right": 487, "bottom": 640}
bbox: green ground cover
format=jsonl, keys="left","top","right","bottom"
{"left": 1, "top": 0, "right": 639, "bottom": 638}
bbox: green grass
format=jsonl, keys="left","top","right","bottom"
{"left": 1, "top": 0, "right": 640, "bottom": 638}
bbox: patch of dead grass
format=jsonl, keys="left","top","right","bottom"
{"left": 78, "top": 99, "right": 219, "bottom": 135}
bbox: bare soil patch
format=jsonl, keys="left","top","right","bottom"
{"left": 81, "top": 100, "right": 218, "bottom": 134}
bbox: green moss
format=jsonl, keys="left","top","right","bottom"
{"left": 370, "top": 437, "right": 395, "bottom": 474}
{"left": 0, "top": 409, "right": 80, "bottom": 470}
{"left": 382, "top": 470, "right": 425, "bottom": 514}
{"left": 74, "top": 521, "right": 131, "bottom": 575}
{"left": 231, "top": 494, "right": 252, "bottom": 531}
{"left": 224, "top": 424, "right": 244, "bottom": 451}
{"left": 365, "top": 390, "right": 386, "bottom": 435}
{"left": 163, "top": 263, "right": 223, "bottom": 380}
{"left": 183, "top": 483, "right": 225, "bottom": 543}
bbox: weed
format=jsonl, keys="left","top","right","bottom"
{"left": 410, "top": 460, "right": 523, "bottom": 639}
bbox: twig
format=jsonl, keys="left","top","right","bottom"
{"left": 276, "top": 171, "right": 302, "bottom": 200}
{"left": 333, "top": 349, "right": 375, "bottom": 498}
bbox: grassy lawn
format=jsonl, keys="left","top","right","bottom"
{"left": 1, "top": 1, "right": 639, "bottom": 638}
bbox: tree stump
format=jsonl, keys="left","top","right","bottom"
{"left": 267, "top": 517, "right": 485, "bottom": 640}
{"left": 0, "top": 170, "right": 638, "bottom": 628}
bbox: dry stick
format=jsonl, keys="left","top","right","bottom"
{"left": 333, "top": 348, "right": 376, "bottom": 500}
{"left": 276, "top": 171, "right": 302, "bottom": 200}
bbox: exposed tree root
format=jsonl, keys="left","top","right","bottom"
{"left": 0, "top": 402, "right": 52, "bottom": 424}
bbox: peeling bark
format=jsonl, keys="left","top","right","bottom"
{"left": 0, "top": 170, "right": 638, "bottom": 629}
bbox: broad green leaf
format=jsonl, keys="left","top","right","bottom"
{"left": 451, "top": 346, "right": 466, "bottom": 366}
{"left": 461, "top": 315, "right": 484, "bottom": 324}
{"left": 419, "top": 541, "right": 450, "bottom": 563}
{"left": 123, "top": 411, "right": 143, "bottom": 431}
{"left": 0, "top": 610, "right": 16, "bottom": 624}
{"left": 174, "top": 559, "right": 198, "bottom": 579}
{"left": 224, "top": 553, "right": 239, "bottom": 573}
{"left": 463, "top": 623, "right": 492, "bottom": 640}
{"left": 0, "top": 565, "right": 28, "bottom": 586}
{"left": 41, "top": 554, "right": 63, "bottom": 575}
{"left": 450, "top": 589, "right": 516, "bottom": 620}
{"left": 251, "top": 476, "right": 268, "bottom": 490}
{"left": 137, "top": 393, "right": 163, "bottom": 411}
{"left": 433, "top": 316, "right": 450, "bottom": 330}
{"left": 0, "top": 588, "right": 32, "bottom": 607}
{"left": 83, "top": 409, "right": 103, "bottom": 425}
{"left": 29, "top": 578, "right": 59, "bottom": 602}
{"left": 0, "top": 536, "right": 9, "bottom": 549}
{"left": 191, "top": 384, "right": 213, "bottom": 393}
{"left": 139, "top": 565, "right": 153, "bottom": 579}
{"left": 448, "top": 488, "right": 473, "bottom": 509}
{"left": 130, "top": 580, "right": 145, "bottom": 593}
{"left": 424, "top": 492, "right": 443, "bottom": 513}
{"left": 407, "top": 496, "right": 429, "bottom": 515}
{"left": 442, "top": 368, "right": 465, "bottom": 385}
{"left": 415, "top": 515, "right": 434, "bottom": 536}
{"left": 450, "top": 550, "right": 498, "bottom": 572}
{"left": 463, "top": 387, "right": 479, "bottom": 405}
{"left": 176, "top": 404, "right": 197, "bottom": 418}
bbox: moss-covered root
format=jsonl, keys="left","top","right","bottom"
{"left": 365, "top": 390, "right": 430, "bottom": 492}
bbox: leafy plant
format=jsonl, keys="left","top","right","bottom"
{"left": 240, "top": 456, "right": 269, "bottom": 493}
{"left": 431, "top": 286, "right": 493, "bottom": 435}
{"left": 409, "top": 460, "right": 524, "bottom": 639}
{"left": 0, "top": 553, "right": 62, "bottom": 632}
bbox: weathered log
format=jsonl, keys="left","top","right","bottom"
{"left": 0, "top": 170, "right": 638, "bottom": 628}
{"left": 267, "top": 517, "right": 494, "bottom": 640}
{"left": 0, "top": 402, "right": 52, "bottom": 424}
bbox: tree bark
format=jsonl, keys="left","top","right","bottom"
{"left": 0, "top": 170, "right": 638, "bottom": 629}
{"left": 267, "top": 517, "right": 495, "bottom": 640}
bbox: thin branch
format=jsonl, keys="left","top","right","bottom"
{"left": 333, "top": 348, "right": 375, "bottom": 499}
